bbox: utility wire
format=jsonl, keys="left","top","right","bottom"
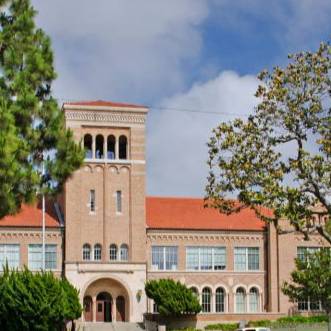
{"left": 58, "top": 98, "right": 251, "bottom": 117}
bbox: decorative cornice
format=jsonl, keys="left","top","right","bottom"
{"left": 65, "top": 110, "right": 146, "bottom": 124}
{"left": 0, "top": 231, "right": 61, "bottom": 239}
{"left": 147, "top": 233, "right": 263, "bottom": 242}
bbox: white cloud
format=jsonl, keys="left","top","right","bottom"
{"left": 147, "top": 71, "right": 259, "bottom": 197}
{"left": 32, "top": 0, "right": 209, "bottom": 103}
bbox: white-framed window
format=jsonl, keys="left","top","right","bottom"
{"left": 0, "top": 244, "right": 20, "bottom": 270}
{"left": 215, "top": 287, "right": 225, "bottom": 312}
{"left": 201, "top": 287, "right": 211, "bottom": 313}
{"left": 298, "top": 298, "right": 322, "bottom": 312}
{"left": 235, "top": 287, "right": 246, "bottom": 313}
{"left": 234, "top": 247, "right": 259, "bottom": 271}
{"left": 116, "top": 190, "right": 122, "bottom": 213}
{"left": 249, "top": 287, "right": 259, "bottom": 312}
{"left": 109, "top": 244, "right": 117, "bottom": 261}
{"left": 120, "top": 244, "right": 128, "bottom": 261}
{"left": 186, "top": 246, "right": 226, "bottom": 271}
{"left": 83, "top": 244, "right": 91, "bottom": 261}
{"left": 28, "top": 244, "right": 57, "bottom": 270}
{"left": 94, "top": 244, "right": 102, "bottom": 261}
{"left": 89, "top": 189, "right": 96, "bottom": 212}
{"left": 151, "top": 246, "right": 178, "bottom": 270}
{"left": 297, "top": 247, "right": 319, "bottom": 262}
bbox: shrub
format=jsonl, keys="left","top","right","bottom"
{"left": 0, "top": 266, "right": 82, "bottom": 331}
{"left": 205, "top": 323, "right": 238, "bottom": 331}
{"left": 145, "top": 279, "right": 201, "bottom": 316}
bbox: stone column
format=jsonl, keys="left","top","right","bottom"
{"left": 92, "top": 295, "right": 97, "bottom": 322}
{"left": 115, "top": 136, "right": 119, "bottom": 160}
{"left": 113, "top": 297, "right": 117, "bottom": 322}
{"left": 104, "top": 136, "right": 107, "bottom": 159}
{"left": 92, "top": 136, "right": 96, "bottom": 159}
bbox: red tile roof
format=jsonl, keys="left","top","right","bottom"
{"left": 146, "top": 197, "right": 266, "bottom": 231}
{"left": 0, "top": 201, "right": 60, "bottom": 228}
{"left": 63, "top": 100, "right": 146, "bottom": 109}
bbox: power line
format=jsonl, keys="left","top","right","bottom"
{"left": 148, "top": 105, "right": 250, "bottom": 117}
{"left": 57, "top": 98, "right": 251, "bottom": 117}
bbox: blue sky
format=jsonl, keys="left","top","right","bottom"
{"left": 32, "top": 0, "right": 331, "bottom": 197}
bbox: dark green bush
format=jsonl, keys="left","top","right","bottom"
{"left": 145, "top": 279, "right": 201, "bottom": 316}
{"left": 0, "top": 266, "right": 82, "bottom": 331}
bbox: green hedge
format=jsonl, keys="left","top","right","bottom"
{"left": 249, "top": 315, "right": 327, "bottom": 328}
{"left": 204, "top": 323, "right": 238, "bottom": 331}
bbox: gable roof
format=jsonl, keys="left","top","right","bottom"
{"left": 146, "top": 197, "right": 266, "bottom": 231}
{"left": 0, "top": 201, "right": 61, "bottom": 228}
{"left": 63, "top": 100, "right": 146, "bottom": 109}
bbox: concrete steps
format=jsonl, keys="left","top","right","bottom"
{"left": 83, "top": 322, "right": 145, "bottom": 331}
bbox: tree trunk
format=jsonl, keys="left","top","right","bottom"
{"left": 328, "top": 311, "right": 331, "bottom": 331}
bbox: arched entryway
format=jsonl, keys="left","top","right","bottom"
{"left": 96, "top": 292, "right": 112, "bottom": 322}
{"left": 83, "top": 277, "right": 130, "bottom": 322}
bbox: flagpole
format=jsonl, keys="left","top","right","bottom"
{"left": 42, "top": 161, "right": 45, "bottom": 271}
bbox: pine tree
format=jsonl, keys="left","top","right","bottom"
{"left": 0, "top": 0, "right": 84, "bottom": 218}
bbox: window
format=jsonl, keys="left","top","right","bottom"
{"left": 84, "top": 134, "right": 92, "bottom": 159}
{"left": 201, "top": 287, "right": 211, "bottom": 313}
{"left": 234, "top": 247, "right": 259, "bottom": 271}
{"left": 119, "top": 135, "right": 127, "bottom": 159}
{"left": 95, "top": 135, "right": 104, "bottom": 159}
{"left": 186, "top": 247, "right": 226, "bottom": 271}
{"left": 215, "top": 287, "right": 225, "bottom": 312}
{"left": 151, "top": 246, "right": 178, "bottom": 270}
{"left": 297, "top": 247, "right": 319, "bottom": 262}
{"left": 94, "top": 244, "right": 102, "bottom": 261}
{"left": 109, "top": 244, "right": 117, "bottom": 261}
{"left": 120, "top": 244, "right": 128, "bottom": 261}
{"left": 298, "top": 298, "right": 322, "bottom": 312}
{"left": 107, "top": 135, "right": 116, "bottom": 159}
{"left": 83, "top": 244, "right": 91, "bottom": 261}
{"left": 235, "top": 287, "right": 246, "bottom": 313}
{"left": 0, "top": 244, "right": 20, "bottom": 270}
{"left": 28, "top": 244, "right": 57, "bottom": 270}
{"left": 89, "top": 190, "right": 95, "bottom": 212}
{"left": 116, "top": 191, "right": 122, "bottom": 213}
{"left": 249, "top": 287, "right": 259, "bottom": 312}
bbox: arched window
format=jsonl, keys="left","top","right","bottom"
{"left": 120, "top": 244, "right": 128, "bottom": 261}
{"left": 215, "top": 287, "right": 225, "bottom": 312}
{"left": 94, "top": 244, "right": 102, "bottom": 261}
{"left": 201, "top": 287, "right": 211, "bottom": 313}
{"left": 235, "top": 287, "right": 246, "bottom": 313}
{"left": 249, "top": 287, "right": 259, "bottom": 312}
{"left": 109, "top": 244, "right": 117, "bottom": 261}
{"left": 190, "top": 287, "right": 199, "bottom": 299}
{"left": 107, "top": 135, "right": 116, "bottom": 159}
{"left": 84, "top": 134, "right": 93, "bottom": 159}
{"left": 95, "top": 135, "right": 104, "bottom": 159}
{"left": 119, "top": 135, "right": 127, "bottom": 159}
{"left": 83, "top": 244, "right": 91, "bottom": 261}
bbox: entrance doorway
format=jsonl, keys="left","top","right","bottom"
{"left": 116, "top": 296, "right": 126, "bottom": 322}
{"left": 96, "top": 292, "right": 112, "bottom": 322}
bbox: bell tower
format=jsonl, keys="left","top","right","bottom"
{"left": 61, "top": 101, "right": 148, "bottom": 322}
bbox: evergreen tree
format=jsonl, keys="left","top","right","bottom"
{"left": 0, "top": 0, "right": 84, "bottom": 218}
{"left": 145, "top": 279, "right": 201, "bottom": 316}
{"left": 0, "top": 266, "right": 82, "bottom": 330}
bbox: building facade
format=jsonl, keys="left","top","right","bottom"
{"left": 0, "top": 101, "right": 329, "bottom": 324}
